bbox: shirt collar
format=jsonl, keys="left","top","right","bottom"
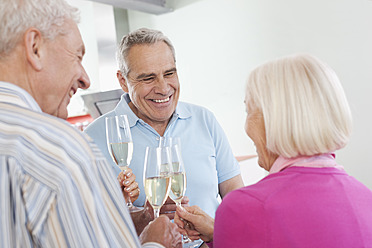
{"left": 269, "top": 152, "right": 343, "bottom": 174}
{"left": 0, "top": 81, "right": 42, "bottom": 112}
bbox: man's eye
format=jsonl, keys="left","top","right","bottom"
{"left": 141, "top": 77, "right": 155, "bottom": 83}
{"left": 164, "top": 72, "right": 175, "bottom": 77}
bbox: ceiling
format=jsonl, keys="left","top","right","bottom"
{"left": 87, "top": 0, "right": 173, "bottom": 15}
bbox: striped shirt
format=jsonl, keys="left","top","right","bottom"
{"left": 0, "top": 82, "right": 161, "bottom": 247}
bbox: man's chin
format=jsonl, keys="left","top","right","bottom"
{"left": 55, "top": 108, "right": 69, "bottom": 120}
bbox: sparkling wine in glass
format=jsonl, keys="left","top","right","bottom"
{"left": 143, "top": 146, "right": 173, "bottom": 218}
{"left": 105, "top": 115, "right": 141, "bottom": 212}
{"left": 159, "top": 137, "right": 187, "bottom": 206}
{"left": 159, "top": 137, "right": 194, "bottom": 245}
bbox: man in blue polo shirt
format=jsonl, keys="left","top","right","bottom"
{"left": 84, "top": 28, "right": 244, "bottom": 227}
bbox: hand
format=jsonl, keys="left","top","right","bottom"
{"left": 117, "top": 168, "right": 140, "bottom": 203}
{"left": 130, "top": 201, "right": 154, "bottom": 235}
{"left": 140, "top": 215, "right": 182, "bottom": 248}
{"left": 160, "top": 196, "right": 190, "bottom": 220}
{"left": 175, "top": 205, "right": 214, "bottom": 242}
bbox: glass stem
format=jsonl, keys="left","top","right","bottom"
{"left": 154, "top": 208, "right": 160, "bottom": 218}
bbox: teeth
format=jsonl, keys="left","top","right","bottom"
{"left": 69, "top": 89, "right": 74, "bottom": 98}
{"left": 153, "top": 97, "right": 169, "bottom": 103}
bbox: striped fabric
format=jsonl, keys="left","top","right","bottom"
{"left": 0, "top": 82, "right": 145, "bottom": 247}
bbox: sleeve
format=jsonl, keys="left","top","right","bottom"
{"left": 0, "top": 156, "right": 21, "bottom": 247}
{"left": 213, "top": 189, "right": 267, "bottom": 247}
{"left": 90, "top": 144, "right": 142, "bottom": 247}
{"left": 208, "top": 112, "right": 241, "bottom": 183}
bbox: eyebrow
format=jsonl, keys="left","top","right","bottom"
{"left": 165, "top": 67, "right": 177, "bottom": 73}
{"left": 135, "top": 72, "right": 156, "bottom": 80}
{"left": 135, "top": 67, "right": 177, "bottom": 80}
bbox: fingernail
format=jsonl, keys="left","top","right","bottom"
{"left": 129, "top": 192, "right": 133, "bottom": 196}
{"left": 124, "top": 180, "right": 130, "bottom": 186}
{"left": 126, "top": 172, "right": 132, "bottom": 177}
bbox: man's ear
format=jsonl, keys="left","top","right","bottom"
{"left": 24, "top": 28, "right": 44, "bottom": 71}
{"left": 117, "top": 70, "right": 129, "bottom": 93}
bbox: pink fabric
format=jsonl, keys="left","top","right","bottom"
{"left": 213, "top": 156, "right": 372, "bottom": 248}
{"left": 206, "top": 241, "right": 213, "bottom": 248}
{"left": 269, "top": 152, "right": 343, "bottom": 174}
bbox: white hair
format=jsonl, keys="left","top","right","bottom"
{"left": 246, "top": 54, "right": 352, "bottom": 157}
{"left": 116, "top": 28, "right": 176, "bottom": 77}
{"left": 0, "top": 0, "right": 79, "bottom": 57}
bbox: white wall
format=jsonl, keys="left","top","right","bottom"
{"left": 69, "top": 0, "right": 372, "bottom": 189}
{"left": 125, "top": 0, "right": 372, "bottom": 189}
{"left": 66, "top": 0, "right": 120, "bottom": 116}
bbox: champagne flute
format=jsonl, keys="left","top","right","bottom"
{"left": 105, "top": 115, "right": 142, "bottom": 212}
{"left": 159, "top": 137, "right": 187, "bottom": 207}
{"left": 159, "top": 137, "right": 193, "bottom": 245}
{"left": 143, "top": 146, "right": 173, "bottom": 218}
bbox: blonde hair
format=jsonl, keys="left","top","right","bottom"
{"left": 246, "top": 54, "right": 352, "bottom": 157}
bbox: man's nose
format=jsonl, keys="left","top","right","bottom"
{"left": 154, "top": 76, "right": 169, "bottom": 94}
{"left": 78, "top": 67, "right": 91, "bottom": 90}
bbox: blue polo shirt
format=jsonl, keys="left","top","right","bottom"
{"left": 84, "top": 93, "right": 241, "bottom": 218}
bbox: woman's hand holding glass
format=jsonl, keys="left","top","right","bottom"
{"left": 117, "top": 167, "right": 140, "bottom": 203}
{"left": 175, "top": 205, "right": 214, "bottom": 243}
{"left": 159, "top": 196, "right": 190, "bottom": 219}
{"left": 106, "top": 115, "right": 142, "bottom": 212}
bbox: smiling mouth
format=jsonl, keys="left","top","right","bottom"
{"left": 152, "top": 96, "right": 170, "bottom": 103}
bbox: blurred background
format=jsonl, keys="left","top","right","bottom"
{"left": 66, "top": 0, "right": 372, "bottom": 189}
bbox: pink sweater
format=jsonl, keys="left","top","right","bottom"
{"left": 213, "top": 156, "right": 372, "bottom": 247}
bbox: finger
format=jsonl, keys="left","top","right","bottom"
{"left": 164, "top": 196, "right": 175, "bottom": 204}
{"left": 160, "top": 212, "right": 175, "bottom": 220}
{"left": 176, "top": 225, "right": 189, "bottom": 237}
{"left": 129, "top": 187, "right": 140, "bottom": 196}
{"left": 160, "top": 206, "right": 176, "bottom": 214}
{"left": 186, "top": 229, "right": 201, "bottom": 236}
{"left": 185, "top": 221, "right": 195, "bottom": 231}
{"left": 187, "top": 235, "right": 201, "bottom": 241}
{"left": 124, "top": 176, "right": 136, "bottom": 186}
{"left": 160, "top": 201, "right": 177, "bottom": 213}
{"left": 181, "top": 196, "right": 190, "bottom": 204}
{"left": 174, "top": 216, "right": 185, "bottom": 229}
{"left": 176, "top": 205, "right": 192, "bottom": 221}
{"left": 124, "top": 168, "right": 133, "bottom": 178}
{"left": 117, "top": 171, "right": 125, "bottom": 183}
{"left": 129, "top": 188, "right": 140, "bottom": 200}
{"left": 156, "top": 214, "right": 170, "bottom": 222}
{"left": 124, "top": 181, "right": 138, "bottom": 192}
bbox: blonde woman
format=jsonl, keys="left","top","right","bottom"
{"left": 175, "top": 54, "right": 372, "bottom": 248}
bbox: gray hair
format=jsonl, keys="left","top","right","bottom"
{"left": 0, "top": 0, "right": 79, "bottom": 57}
{"left": 246, "top": 54, "right": 352, "bottom": 157}
{"left": 117, "top": 28, "right": 176, "bottom": 77}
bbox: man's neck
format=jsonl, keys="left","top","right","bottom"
{"left": 0, "top": 48, "right": 31, "bottom": 93}
{"left": 128, "top": 101, "right": 170, "bottom": 136}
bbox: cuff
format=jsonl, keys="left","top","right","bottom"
{"left": 206, "top": 240, "right": 214, "bottom": 248}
